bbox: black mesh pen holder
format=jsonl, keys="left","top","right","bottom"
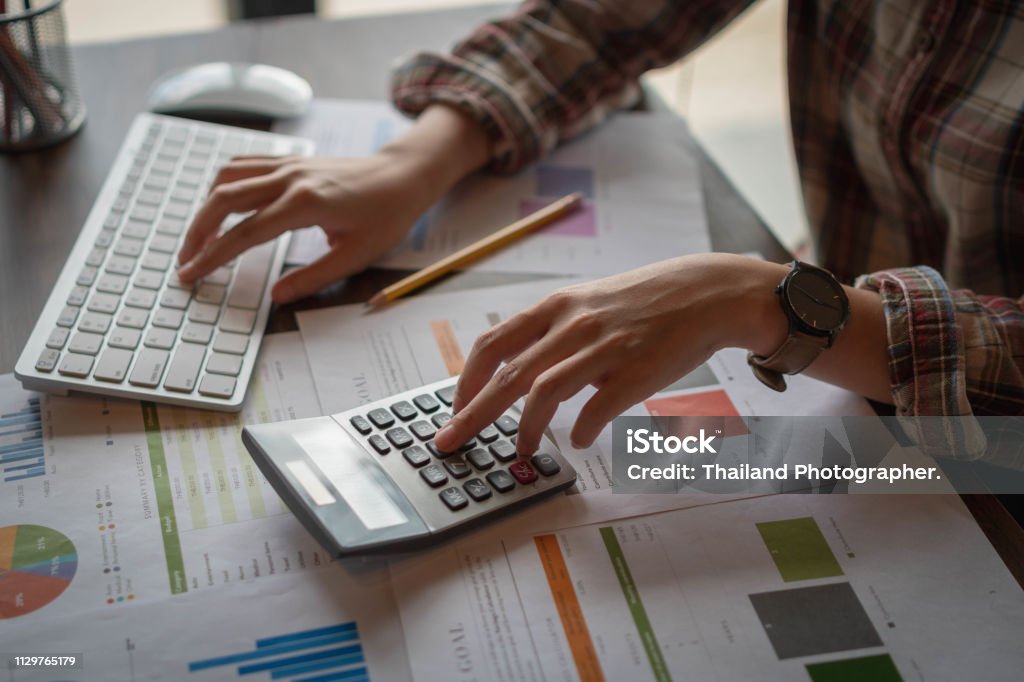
{"left": 0, "top": 0, "right": 85, "bottom": 152}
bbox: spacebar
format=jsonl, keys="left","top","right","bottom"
{"left": 227, "top": 241, "right": 275, "bottom": 309}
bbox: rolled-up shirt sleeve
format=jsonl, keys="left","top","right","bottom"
{"left": 857, "top": 266, "right": 1024, "bottom": 466}
{"left": 390, "top": 0, "right": 753, "bottom": 173}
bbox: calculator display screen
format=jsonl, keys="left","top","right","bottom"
{"left": 293, "top": 429, "right": 409, "bottom": 531}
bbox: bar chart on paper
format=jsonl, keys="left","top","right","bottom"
{"left": 189, "top": 621, "right": 370, "bottom": 681}
{"left": 0, "top": 390, "right": 45, "bottom": 484}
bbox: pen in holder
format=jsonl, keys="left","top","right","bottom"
{"left": 0, "top": 0, "right": 85, "bottom": 152}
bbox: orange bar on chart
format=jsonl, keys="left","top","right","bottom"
{"left": 534, "top": 534, "right": 606, "bottom": 682}
{"left": 430, "top": 320, "right": 466, "bottom": 376}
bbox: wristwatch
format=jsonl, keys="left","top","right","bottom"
{"left": 747, "top": 261, "right": 850, "bottom": 392}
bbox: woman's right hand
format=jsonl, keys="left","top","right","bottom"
{"left": 176, "top": 104, "right": 491, "bottom": 303}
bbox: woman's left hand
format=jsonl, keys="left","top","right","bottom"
{"left": 433, "top": 253, "right": 788, "bottom": 454}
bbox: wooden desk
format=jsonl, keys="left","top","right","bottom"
{"left": 0, "top": 6, "right": 1020, "bottom": 585}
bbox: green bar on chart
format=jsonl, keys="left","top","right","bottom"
{"left": 756, "top": 516, "right": 843, "bottom": 582}
{"left": 806, "top": 654, "right": 903, "bottom": 682}
{"left": 141, "top": 402, "right": 188, "bottom": 594}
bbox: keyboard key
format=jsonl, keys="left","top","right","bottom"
{"left": 435, "top": 385, "right": 456, "bottom": 406}
{"left": 96, "top": 274, "right": 129, "bottom": 295}
{"left": 58, "top": 352, "right": 94, "bottom": 378}
{"left": 144, "top": 328, "right": 176, "bottom": 350}
{"left": 79, "top": 312, "right": 112, "bottom": 334}
{"left": 219, "top": 307, "right": 256, "bottom": 333}
{"left": 402, "top": 445, "right": 430, "bottom": 468}
{"left": 163, "top": 200, "right": 190, "bottom": 220}
{"left": 368, "top": 434, "right": 390, "bottom": 455}
{"left": 381, "top": 427, "right": 412, "bottom": 450}
{"left": 431, "top": 412, "right": 452, "bottom": 429}
{"left": 77, "top": 265, "right": 98, "bottom": 286}
{"left": 205, "top": 352, "right": 242, "bottom": 376}
{"left": 66, "top": 286, "right": 89, "bottom": 306}
{"left": 125, "top": 288, "right": 157, "bottom": 309}
{"left": 427, "top": 440, "right": 454, "bottom": 460}
{"left": 133, "top": 270, "right": 164, "bottom": 290}
{"left": 476, "top": 424, "right": 500, "bottom": 444}
{"left": 156, "top": 218, "right": 185, "bottom": 236}
{"left": 531, "top": 453, "right": 561, "bottom": 476}
{"left": 188, "top": 303, "right": 220, "bottom": 323}
{"left": 409, "top": 420, "right": 436, "bottom": 441}
{"left": 152, "top": 307, "right": 184, "bottom": 330}
{"left": 494, "top": 415, "right": 519, "bottom": 436}
{"left": 390, "top": 401, "right": 417, "bottom": 421}
{"left": 466, "top": 448, "right": 495, "bottom": 471}
{"left": 105, "top": 256, "right": 136, "bottom": 276}
{"left": 141, "top": 252, "right": 172, "bottom": 271}
{"left": 420, "top": 464, "right": 448, "bottom": 488}
{"left": 227, "top": 241, "right": 274, "bottom": 309}
{"left": 109, "top": 327, "right": 142, "bottom": 350}
{"left": 94, "top": 348, "right": 133, "bottom": 383}
{"left": 489, "top": 440, "right": 517, "bottom": 463}
{"left": 148, "top": 235, "right": 178, "bottom": 254}
{"left": 212, "top": 331, "right": 248, "bottom": 355}
{"left": 439, "top": 486, "right": 469, "bottom": 511}
{"left": 412, "top": 393, "right": 440, "bottom": 413}
{"left": 349, "top": 415, "right": 373, "bottom": 435}
{"left": 116, "top": 308, "right": 148, "bottom": 329}
{"left": 459, "top": 438, "right": 477, "bottom": 451}
{"left": 463, "top": 478, "right": 492, "bottom": 502}
{"left": 68, "top": 331, "right": 104, "bottom": 356}
{"left": 165, "top": 271, "right": 190, "bottom": 290}
{"left": 85, "top": 247, "right": 106, "bottom": 267}
{"left": 163, "top": 344, "right": 206, "bottom": 393}
{"left": 195, "top": 283, "right": 226, "bottom": 304}
{"left": 509, "top": 460, "right": 538, "bottom": 485}
{"left": 122, "top": 220, "right": 151, "bottom": 239}
{"left": 443, "top": 456, "right": 472, "bottom": 479}
{"left": 136, "top": 189, "right": 163, "bottom": 206}
{"left": 367, "top": 408, "right": 395, "bottom": 430}
{"left": 46, "top": 327, "right": 70, "bottom": 350}
{"left": 130, "top": 205, "right": 158, "bottom": 222}
{"left": 182, "top": 322, "right": 214, "bottom": 345}
{"left": 113, "top": 237, "right": 144, "bottom": 258}
{"left": 149, "top": 160, "right": 175, "bottom": 176}
{"left": 198, "top": 373, "right": 236, "bottom": 399}
{"left": 35, "top": 349, "right": 60, "bottom": 372}
{"left": 56, "top": 306, "right": 79, "bottom": 327}
{"left": 203, "top": 266, "right": 233, "bottom": 286}
{"left": 485, "top": 470, "right": 516, "bottom": 493}
{"left": 160, "top": 288, "right": 191, "bottom": 309}
{"left": 87, "top": 292, "right": 121, "bottom": 314}
{"left": 95, "top": 227, "right": 117, "bottom": 247}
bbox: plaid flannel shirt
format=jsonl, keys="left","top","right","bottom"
{"left": 390, "top": 1, "right": 1024, "bottom": 434}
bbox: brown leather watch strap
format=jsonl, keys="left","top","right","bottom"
{"left": 746, "top": 333, "right": 830, "bottom": 392}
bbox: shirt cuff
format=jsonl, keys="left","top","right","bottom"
{"left": 390, "top": 51, "right": 546, "bottom": 174}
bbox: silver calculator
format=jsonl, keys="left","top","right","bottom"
{"left": 242, "top": 377, "right": 577, "bottom": 556}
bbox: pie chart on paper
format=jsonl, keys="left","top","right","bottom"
{"left": 0, "top": 524, "right": 77, "bottom": 618}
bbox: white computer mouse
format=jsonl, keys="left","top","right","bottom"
{"left": 147, "top": 62, "right": 313, "bottom": 119}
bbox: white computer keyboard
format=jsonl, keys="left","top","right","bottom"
{"left": 14, "top": 113, "right": 314, "bottom": 411}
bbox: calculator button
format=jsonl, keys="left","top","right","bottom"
{"left": 409, "top": 420, "right": 436, "bottom": 441}
{"left": 368, "top": 435, "right": 391, "bottom": 455}
{"left": 368, "top": 408, "right": 395, "bottom": 430}
{"left": 402, "top": 445, "right": 430, "bottom": 468}
{"left": 390, "top": 401, "right": 417, "bottom": 421}
{"left": 509, "top": 460, "right": 538, "bottom": 484}
{"left": 486, "top": 470, "right": 516, "bottom": 493}
{"left": 494, "top": 415, "right": 519, "bottom": 436}
{"left": 443, "top": 456, "right": 472, "bottom": 479}
{"left": 463, "top": 478, "right": 492, "bottom": 502}
{"left": 412, "top": 393, "right": 440, "bottom": 413}
{"left": 435, "top": 385, "right": 457, "bottom": 406}
{"left": 431, "top": 412, "right": 452, "bottom": 429}
{"left": 459, "top": 438, "right": 477, "bottom": 451}
{"left": 466, "top": 448, "right": 495, "bottom": 470}
{"left": 489, "top": 440, "right": 517, "bottom": 463}
{"left": 439, "top": 486, "right": 469, "bottom": 511}
{"left": 477, "top": 424, "right": 500, "bottom": 444}
{"left": 427, "top": 441, "right": 454, "bottom": 460}
{"left": 349, "top": 415, "right": 373, "bottom": 435}
{"left": 386, "top": 427, "right": 414, "bottom": 450}
{"left": 531, "top": 453, "right": 561, "bottom": 476}
{"left": 420, "top": 464, "right": 448, "bottom": 488}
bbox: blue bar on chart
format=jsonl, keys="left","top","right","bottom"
{"left": 188, "top": 621, "right": 369, "bottom": 682}
{"left": 1, "top": 396, "right": 45, "bottom": 484}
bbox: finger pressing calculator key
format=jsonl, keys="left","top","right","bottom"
{"left": 242, "top": 376, "right": 577, "bottom": 557}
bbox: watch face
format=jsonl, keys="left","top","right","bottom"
{"left": 784, "top": 268, "right": 849, "bottom": 334}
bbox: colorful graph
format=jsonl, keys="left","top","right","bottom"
{"left": 1, "top": 396, "right": 44, "bottom": 483}
{"left": 756, "top": 517, "right": 844, "bottom": 583}
{"left": 189, "top": 621, "right": 369, "bottom": 681}
{"left": 0, "top": 525, "right": 77, "bottom": 618}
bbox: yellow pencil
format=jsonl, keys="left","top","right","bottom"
{"left": 367, "top": 191, "right": 585, "bottom": 308}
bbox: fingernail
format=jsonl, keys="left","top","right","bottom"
{"left": 570, "top": 438, "right": 583, "bottom": 449}
{"left": 177, "top": 262, "right": 195, "bottom": 279}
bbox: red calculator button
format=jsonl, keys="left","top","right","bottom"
{"left": 508, "top": 460, "right": 537, "bottom": 484}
